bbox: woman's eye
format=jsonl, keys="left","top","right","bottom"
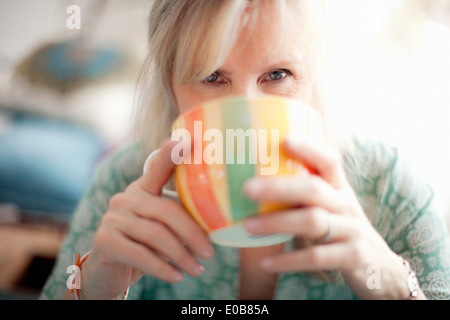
{"left": 204, "top": 72, "right": 220, "bottom": 83}
{"left": 265, "top": 69, "right": 291, "bottom": 81}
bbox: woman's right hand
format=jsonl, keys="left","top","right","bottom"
{"left": 73, "top": 140, "right": 215, "bottom": 300}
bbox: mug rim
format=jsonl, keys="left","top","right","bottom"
{"left": 171, "top": 94, "right": 314, "bottom": 131}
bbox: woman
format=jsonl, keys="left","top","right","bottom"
{"left": 41, "top": 0, "right": 450, "bottom": 300}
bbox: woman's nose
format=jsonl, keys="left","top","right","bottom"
{"left": 231, "top": 81, "right": 262, "bottom": 98}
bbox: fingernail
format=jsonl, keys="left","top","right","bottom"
{"left": 243, "top": 179, "right": 262, "bottom": 198}
{"left": 260, "top": 257, "right": 274, "bottom": 269}
{"left": 143, "top": 149, "right": 160, "bottom": 174}
{"left": 194, "top": 263, "right": 205, "bottom": 276}
{"left": 201, "top": 243, "right": 214, "bottom": 259}
{"left": 284, "top": 135, "right": 301, "bottom": 148}
{"left": 284, "top": 134, "right": 294, "bottom": 143}
{"left": 244, "top": 217, "right": 260, "bottom": 233}
{"left": 172, "top": 270, "right": 184, "bottom": 282}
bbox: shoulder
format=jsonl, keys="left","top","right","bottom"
{"left": 76, "top": 141, "right": 145, "bottom": 223}
{"left": 94, "top": 141, "right": 145, "bottom": 192}
{"left": 343, "top": 135, "right": 399, "bottom": 183}
{"left": 342, "top": 135, "right": 401, "bottom": 208}
{"left": 344, "top": 135, "right": 424, "bottom": 195}
{"left": 344, "top": 136, "right": 437, "bottom": 238}
{"left": 343, "top": 135, "right": 434, "bottom": 221}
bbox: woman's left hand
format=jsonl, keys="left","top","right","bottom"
{"left": 243, "top": 137, "right": 424, "bottom": 300}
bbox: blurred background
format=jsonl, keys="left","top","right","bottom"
{"left": 0, "top": 0, "right": 151, "bottom": 299}
{"left": 0, "top": 0, "right": 449, "bottom": 299}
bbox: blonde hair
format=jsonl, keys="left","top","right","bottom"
{"left": 134, "top": 0, "right": 337, "bottom": 158}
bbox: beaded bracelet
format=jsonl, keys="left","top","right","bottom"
{"left": 71, "top": 251, "right": 129, "bottom": 300}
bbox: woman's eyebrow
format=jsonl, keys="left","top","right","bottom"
{"left": 215, "top": 68, "right": 233, "bottom": 77}
{"left": 215, "top": 59, "right": 302, "bottom": 75}
{"left": 263, "top": 60, "right": 302, "bottom": 71}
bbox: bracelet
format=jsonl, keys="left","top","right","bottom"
{"left": 71, "top": 251, "right": 129, "bottom": 300}
{"left": 398, "top": 255, "right": 419, "bottom": 300}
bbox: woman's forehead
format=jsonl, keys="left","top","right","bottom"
{"left": 223, "top": 4, "right": 306, "bottom": 70}
{"left": 239, "top": 0, "right": 304, "bottom": 43}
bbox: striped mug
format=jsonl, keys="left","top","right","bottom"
{"left": 171, "top": 95, "right": 324, "bottom": 247}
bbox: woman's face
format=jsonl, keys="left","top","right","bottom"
{"left": 173, "top": 3, "right": 314, "bottom": 114}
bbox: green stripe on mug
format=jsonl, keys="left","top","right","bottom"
{"left": 222, "top": 98, "right": 258, "bottom": 222}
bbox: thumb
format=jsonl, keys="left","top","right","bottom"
{"left": 139, "top": 139, "right": 180, "bottom": 196}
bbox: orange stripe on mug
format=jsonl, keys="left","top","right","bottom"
{"left": 184, "top": 108, "right": 228, "bottom": 231}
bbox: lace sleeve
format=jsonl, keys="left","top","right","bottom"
{"left": 380, "top": 152, "right": 450, "bottom": 300}
{"left": 348, "top": 138, "right": 450, "bottom": 300}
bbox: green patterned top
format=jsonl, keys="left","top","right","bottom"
{"left": 40, "top": 138, "right": 450, "bottom": 300}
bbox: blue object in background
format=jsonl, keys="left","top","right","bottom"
{"left": 0, "top": 110, "right": 105, "bottom": 215}
{"left": 44, "top": 42, "right": 122, "bottom": 81}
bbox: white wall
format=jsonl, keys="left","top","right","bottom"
{"left": 324, "top": 0, "right": 450, "bottom": 227}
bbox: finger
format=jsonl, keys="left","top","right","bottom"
{"left": 139, "top": 139, "right": 179, "bottom": 196}
{"left": 260, "top": 243, "right": 350, "bottom": 273}
{"left": 282, "top": 136, "right": 349, "bottom": 189}
{"left": 114, "top": 213, "right": 205, "bottom": 277}
{"left": 244, "top": 174, "right": 347, "bottom": 213}
{"left": 111, "top": 192, "right": 214, "bottom": 260}
{"left": 136, "top": 197, "right": 215, "bottom": 260}
{"left": 244, "top": 208, "right": 356, "bottom": 242}
{"left": 100, "top": 228, "right": 185, "bottom": 283}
